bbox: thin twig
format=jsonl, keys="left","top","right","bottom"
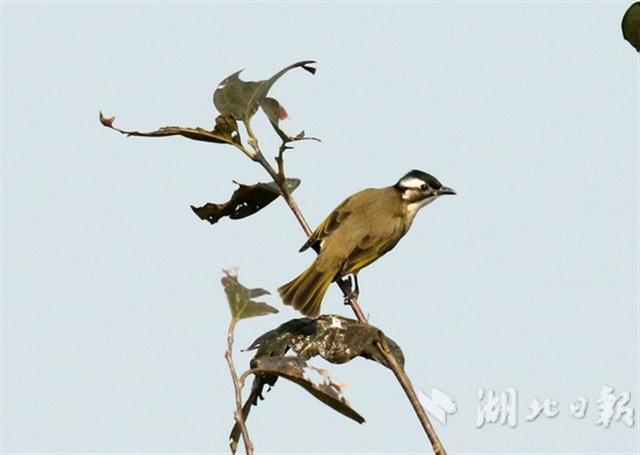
{"left": 253, "top": 152, "right": 314, "bottom": 236}
{"left": 276, "top": 135, "right": 321, "bottom": 183}
{"left": 275, "top": 143, "right": 292, "bottom": 183}
{"left": 244, "top": 124, "right": 447, "bottom": 455}
{"left": 224, "top": 317, "right": 254, "bottom": 455}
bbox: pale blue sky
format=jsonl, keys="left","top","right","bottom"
{"left": 2, "top": 2, "right": 639, "bottom": 454}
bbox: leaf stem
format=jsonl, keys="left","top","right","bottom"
{"left": 225, "top": 317, "right": 254, "bottom": 455}
{"left": 238, "top": 368, "right": 259, "bottom": 388}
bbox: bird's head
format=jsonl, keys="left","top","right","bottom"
{"left": 394, "top": 169, "right": 456, "bottom": 212}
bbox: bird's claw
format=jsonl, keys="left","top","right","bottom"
{"left": 343, "top": 290, "right": 359, "bottom": 305}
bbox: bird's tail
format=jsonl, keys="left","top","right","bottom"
{"left": 278, "top": 261, "right": 334, "bottom": 318}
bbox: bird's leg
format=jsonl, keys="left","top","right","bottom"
{"left": 342, "top": 274, "right": 360, "bottom": 305}
{"left": 353, "top": 273, "right": 360, "bottom": 297}
{"left": 342, "top": 276, "right": 353, "bottom": 305}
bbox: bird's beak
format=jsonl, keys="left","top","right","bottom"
{"left": 438, "top": 186, "right": 456, "bottom": 196}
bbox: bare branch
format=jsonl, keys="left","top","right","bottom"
{"left": 225, "top": 317, "right": 254, "bottom": 455}
{"left": 243, "top": 121, "right": 315, "bottom": 237}
{"left": 276, "top": 134, "right": 320, "bottom": 183}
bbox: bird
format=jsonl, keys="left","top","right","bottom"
{"left": 278, "top": 169, "right": 455, "bottom": 317}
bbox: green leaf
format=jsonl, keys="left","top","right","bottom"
{"left": 99, "top": 111, "right": 241, "bottom": 145}
{"left": 249, "top": 288, "right": 271, "bottom": 298}
{"left": 252, "top": 356, "right": 365, "bottom": 424}
{"left": 259, "top": 97, "right": 289, "bottom": 141}
{"left": 191, "top": 178, "right": 301, "bottom": 225}
{"left": 221, "top": 270, "right": 278, "bottom": 320}
{"left": 622, "top": 2, "right": 640, "bottom": 52}
{"left": 213, "top": 60, "right": 316, "bottom": 122}
{"left": 259, "top": 97, "right": 287, "bottom": 126}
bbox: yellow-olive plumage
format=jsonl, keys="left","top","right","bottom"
{"left": 278, "top": 170, "right": 455, "bottom": 317}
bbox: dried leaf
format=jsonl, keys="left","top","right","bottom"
{"left": 213, "top": 114, "right": 243, "bottom": 145}
{"left": 213, "top": 60, "right": 316, "bottom": 122}
{"left": 221, "top": 270, "right": 277, "bottom": 320}
{"left": 229, "top": 316, "right": 404, "bottom": 447}
{"left": 99, "top": 111, "right": 241, "bottom": 145}
{"left": 246, "top": 315, "right": 405, "bottom": 368}
{"left": 622, "top": 2, "right": 640, "bottom": 52}
{"left": 191, "top": 178, "right": 301, "bottom": 225}
{"left": 252, "top": 356, "right": 365, "bottom": 424}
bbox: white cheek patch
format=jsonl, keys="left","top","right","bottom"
{"left": 406, "top": 195, "right": 437, "bottom": 217}
{"left": 399, "top": 177, "right": 426, "bottom": 189}
{"left": 402, "top": 188, "right": 424, "bottom": 201}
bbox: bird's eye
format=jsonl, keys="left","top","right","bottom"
{"left": 420, "top": 183, "right": 428, "bottom": 190}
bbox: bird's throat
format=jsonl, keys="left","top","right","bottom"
{"left": 405, "top": 195, "right": 437, "bottom": 221}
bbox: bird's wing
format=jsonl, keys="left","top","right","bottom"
{"left": 340, "top": 219, "right": 405, "bottom": 276}
{"left": 299, "top": 197, "right": 353, "bottom": 252}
